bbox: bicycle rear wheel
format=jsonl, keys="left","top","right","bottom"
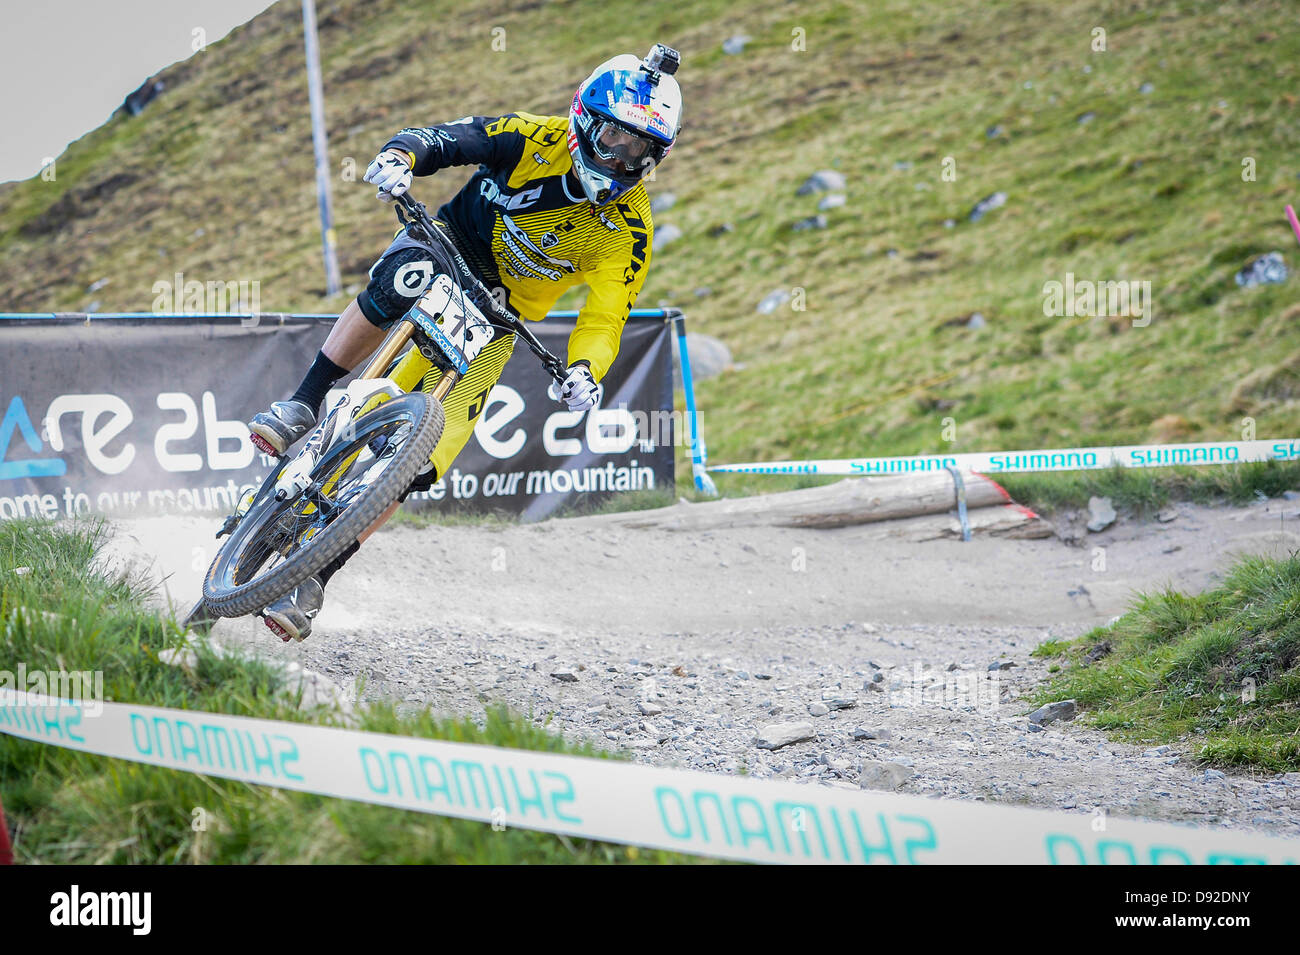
{"left": 202, "top": 392, "right": 443, "bottom": 617}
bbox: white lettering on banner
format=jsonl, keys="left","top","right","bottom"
{"left": 44, "top": 394, "right": 135, "bottom": 475}
{"left": 2, "top": 689, "right": 1297, "bottom": 866}
{"left": 154, "top": 393, "right": 203, "bottom": 472}
{"left": 476, "top": 394, "right": 639, "bottom": 459}
{"left": 202, "top": 392, "right": 254, "bottom": 470}
{"left": 586, "top": 405, "right": 638, "bottom": 455}
{"left": 40, "top": 390, "right": 252, "bottom": 477}
{"left": 543, "top": 408, "right": 585, "bottom": 456}
{"left": 0, "top": 493, "right": 60, "bottom": 519}
{"left": 474, "top": 385, "right": 527, "bottom": 459}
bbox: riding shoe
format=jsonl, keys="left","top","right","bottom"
{"left": 262, "top": 575, "right": 325, "bottom": 642}
{"left": 249, "top": 400, "right": 316, "bottom": 456}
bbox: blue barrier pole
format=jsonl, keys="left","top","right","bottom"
{"left": 671, "top": 313, "right": 717, "bottom": 496}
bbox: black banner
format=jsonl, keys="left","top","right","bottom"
{"left": 0, "top": 315, "right": 674, "bottom": 521}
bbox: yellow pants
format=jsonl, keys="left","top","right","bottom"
{"left": 387, "top": 332, "right": 517, "bottom": 480}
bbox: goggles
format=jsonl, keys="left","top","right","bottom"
{"left": 588, "top": 120, "right": 657, "bottom": 176}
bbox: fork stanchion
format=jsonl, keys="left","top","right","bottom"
{"left": 357, "top": 321, "right": 417, "bottom": 381}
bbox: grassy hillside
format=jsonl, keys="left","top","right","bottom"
{"left": 1, "top": 0, "right": 1298, "bottom": 481}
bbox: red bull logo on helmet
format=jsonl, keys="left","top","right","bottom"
{"left": 612, "top": 102, "right": 672, "bottom": 139}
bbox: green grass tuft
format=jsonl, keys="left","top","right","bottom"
{"left": 1031, "top": 638, "right": 1071, "bottom": 657}
{"left": 1034, "top": 551, "right": 1300, "bottom": 771}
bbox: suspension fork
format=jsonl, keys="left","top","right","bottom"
{"left": 355, "top": 317, "right": 462, "bottom": 401}
{"left": 350, "top": 318, "right": 461, "bottom": 546}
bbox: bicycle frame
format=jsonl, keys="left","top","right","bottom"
{"left": 270, "top": 193, "right": 569, "bottom": 501}
{"left": 365, "top": 192, "right": 569, "bottom": 396}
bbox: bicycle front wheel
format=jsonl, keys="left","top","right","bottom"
{"left": 202, "top": 392, "right": 443, "bottom": 617}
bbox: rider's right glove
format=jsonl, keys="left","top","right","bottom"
{"left": 549, "top": 363, "right": 602, "bottom": 412}
{"left": 363, "top": 149, "right": 414, "bottom": 202}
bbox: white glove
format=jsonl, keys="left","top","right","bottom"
{"left": 549, "top": 363, "right": 601, "bottom": 412}
{"left": 363, "top": 149, "right": 413, "bottom": 202}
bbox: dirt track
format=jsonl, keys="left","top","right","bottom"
{"left": 111, "top": 489, "right": 1300, "bottom": 836}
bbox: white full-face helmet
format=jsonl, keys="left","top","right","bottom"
{"left": 567, "top": 44, "right": 682, "bottom": 206}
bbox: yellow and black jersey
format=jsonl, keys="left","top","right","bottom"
{"left": 385, "top": 112, "right": 654, "bottom": 382}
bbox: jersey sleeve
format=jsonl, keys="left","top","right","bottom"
{"left": 384, "top": 114, "right": 529, "bottom": 177}
{"left": 567, "top": 224, "right": 653, "bottom": 382}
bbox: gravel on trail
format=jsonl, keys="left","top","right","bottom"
{"left": 110, "top": 491, "right": 1300, "bottom": 837}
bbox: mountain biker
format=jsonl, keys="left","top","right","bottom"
{"left": 247, "top": 45, "right": 682, "bottom": 641}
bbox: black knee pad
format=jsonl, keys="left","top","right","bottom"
{"left": 359, "top": 247, "right": 440, "bottom": 330}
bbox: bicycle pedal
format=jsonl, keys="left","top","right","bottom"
{"left": 250, "top": 432, "right": 278, "bottom": 456}
{"left": 261, "top": 613, "right": 292, "bottom": 642}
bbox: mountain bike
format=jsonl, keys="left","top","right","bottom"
{"left": 183, "top": 193, "right": 567, "bottom": 633}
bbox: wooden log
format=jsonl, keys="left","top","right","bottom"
{"left": 795, "top": 503, "right": 1052, "bottom": 541}
{"left": 900, "top": 504, "right": 1054, "bottom": 541}
{"left": 588, "top": 471, "right": 1025, "bottom": 532}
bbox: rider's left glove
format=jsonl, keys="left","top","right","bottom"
{"left": 549, "top": 363, "right": 601, "bottom": 412}
{"left": 363, "top": 149, "right": 414, "bottom": 202}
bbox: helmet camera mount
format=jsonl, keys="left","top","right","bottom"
{"left": 640, "top": 44, "right": 680, "bottom": 86}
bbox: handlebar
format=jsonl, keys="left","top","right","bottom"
{"left": 393, "top": 192, "right": 569, "bottom": 385}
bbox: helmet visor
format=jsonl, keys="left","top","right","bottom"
{"left": 589, "top": 120, "right": 656, "bottom": 177}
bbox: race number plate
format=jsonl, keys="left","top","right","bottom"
{"left": 407, "top": 274, "right": 494, "bottom": 374}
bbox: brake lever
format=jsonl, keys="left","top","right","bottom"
{"left": 394, "top": 195, "right": 434, "bottom": 244}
